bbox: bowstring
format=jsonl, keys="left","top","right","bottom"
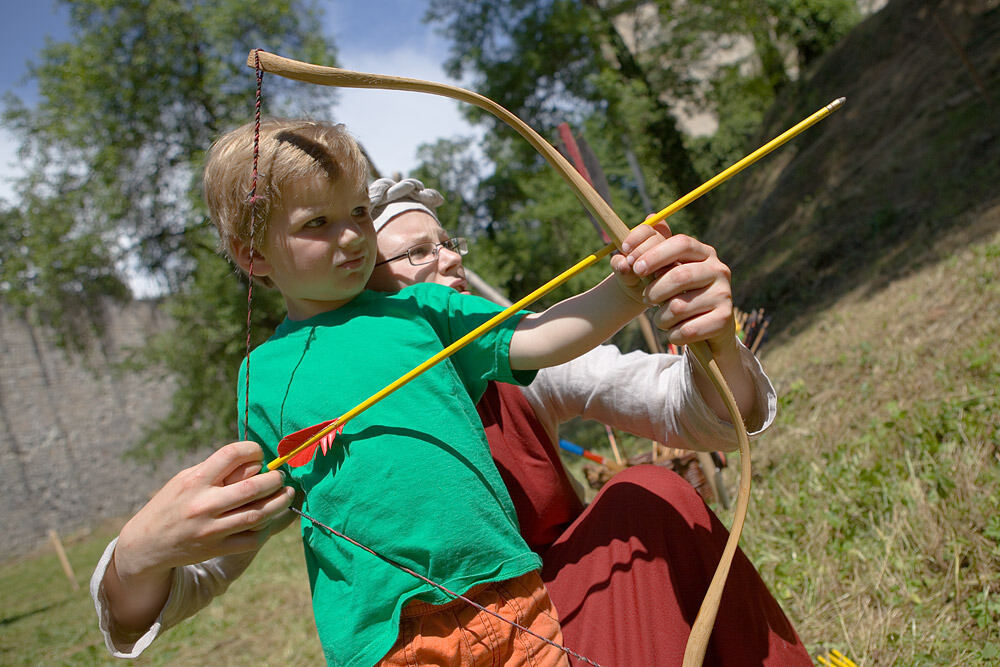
{"left": 242, "top": 51, "right": 601, "bottom": 666}
{"left": 244, "top": 50, "right": 263, "bottom": 436}
{"left": 291, "top": 507, "right": 603, "bottom": 667}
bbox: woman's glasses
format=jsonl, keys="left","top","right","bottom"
{"left": 375, "top": 237, "right": 469, "bottom": 267}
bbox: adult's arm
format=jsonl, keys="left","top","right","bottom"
{"left": 90, "top": 441, "right": 296, "bottom": 657}
{"left": 520, "top": 342, "right": 775, "bottom": 453}
{"left": 91, "top": 543, "right": 262, "bottom": 657}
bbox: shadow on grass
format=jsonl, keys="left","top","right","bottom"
{"left": 0, "top": 596, "right": 75, "bottom": 628}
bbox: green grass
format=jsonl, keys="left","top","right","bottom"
{"left": 3, "top": 231, "right": 998, "bottom": 666}
{"left": 0, "top": 521, "right": 321, "bottom": 665}
{"left": 738, "top": 230, "right": 1000, "bottom": 664}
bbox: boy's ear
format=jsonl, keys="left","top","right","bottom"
{"left": 228, "top": 237, "right": 272, "bottom": 278}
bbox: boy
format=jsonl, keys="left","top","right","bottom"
{"left": 198, "top": 117, "right": 715, "bottom": 665}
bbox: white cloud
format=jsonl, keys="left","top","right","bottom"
{"left": 0, "top": 127, "right": 22, "bottom": 205}
{"left": 330, "top": 49, "right": 481, "bottom": 179}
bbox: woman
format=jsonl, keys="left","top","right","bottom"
{"left": 365, "top": 178, "right": 810, "bottom": 666}
{"left": 92, "top": 178, "right": 810, "bottom": 666}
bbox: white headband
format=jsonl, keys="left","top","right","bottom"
{"left": 369, "top": 177, "right": 445, "bottom": 232}
{"left": 372, "top": 201, "right": 438, "bottom": 232}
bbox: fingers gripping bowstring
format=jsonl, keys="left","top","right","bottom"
{"left": 239, "top": 50, "right": 601, "bottom": 666}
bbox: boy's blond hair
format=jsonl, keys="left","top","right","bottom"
{"left": 203, "top": 118, "right": 369, "bottom": 275}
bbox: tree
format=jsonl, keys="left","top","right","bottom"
{"left": 653, "top": 0, "right": 860, "bottom": 173}
{"left": 423, "top": 0, "right": 862, "bottom": 228}
{"left": 425, "top": 0, "right": 704, "bottom": 225}
{"left": 1, "top": 198, "right": 128, "bottom": 353}
{"left": 1, "top": 0, "right": 339, "bottom": 452}
{"left": 3, "top": 0, "right": 336, "bottom": 304}
{"left": 413, "top": 117, "right": 650, "bottom": 315}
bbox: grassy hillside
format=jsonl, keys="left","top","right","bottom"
{"left": 0, "top": 518, "right": 323, "bottom": 665}
{"left": 742, "top": 226, "right": 999, "bottom": 663}
{"left": 709, "top": 0, "right": 999, "bottom": 332}
{"left": 703, "top": 0, "right": 1000, "bottom": 662}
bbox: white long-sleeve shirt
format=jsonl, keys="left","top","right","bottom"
{"left": 521, "top": 343, "right": 773, "bottom": 451}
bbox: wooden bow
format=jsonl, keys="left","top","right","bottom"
{"left": 247, "top": 48, "right": 841, "bottom": 666}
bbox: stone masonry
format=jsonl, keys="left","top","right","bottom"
{"left": 0, "top": 300, "right": 214, "bottom": 560}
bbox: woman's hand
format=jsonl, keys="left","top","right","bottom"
{"left": 104, "top": 441, "right": 295, "bottom": 633}
{"left": 611, "top": 220, "right": 736, "bottom": 353}
{"left": 611, "top": 221, "right": 758, "bottom": 423}
{"left": 115, "top": 441, "right": 294, "bottom": 578}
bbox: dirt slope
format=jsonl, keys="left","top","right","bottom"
{"left": 708, "top": 0, "right": 999, "bottom": 336}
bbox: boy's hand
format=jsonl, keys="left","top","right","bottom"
{"left": 113, "top": 441, "right": 296, "bottom": 582}
{"left": 610, "top": 220, "right": 737, "bottom": 355}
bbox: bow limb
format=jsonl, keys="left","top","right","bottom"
{"left": 247, "top": 48, "right": 748, "bottom": 666}
{"left": 246, "top": 50, "right": 631, "bottom": 245}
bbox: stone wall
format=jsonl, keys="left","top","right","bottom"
{"left": 0, "top": 300, "right": 213, "bottom": 560}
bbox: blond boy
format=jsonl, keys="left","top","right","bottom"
{"left": 194, "top": 118, "right": 728, "bottom": 665}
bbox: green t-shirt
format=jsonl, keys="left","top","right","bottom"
{"left": 238, "top": 283, "right": 541, "bottom": 666}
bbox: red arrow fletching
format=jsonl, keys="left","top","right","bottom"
{"left": 276, "top": 420, "right": 343, "bottom": 467}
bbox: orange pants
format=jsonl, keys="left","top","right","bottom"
{"left": 378, "top": 571, "right": 570, "bottom": 667}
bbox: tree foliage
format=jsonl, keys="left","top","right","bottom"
{"left": 425, "top": 0, "right": 704, "bottom": 223}
{"left": 659, "top": 0, "right": 860, "bottom": 173}
{"left": 2, "top": 0, "right": 335, "bottom": 329}
{"left": 1, "top": 197, "right": 129, "bottom": 352}
{"left": 421, "top": 0, "right": 862, "bottom": 239}
{"left": 414, "top": 0, "right": 864, "bottom": 368}
{"left": 413, "top": 117, "right": 652, "bottom": 314}
{"left": 1, "top": 0, "right": 338, "bottom": 452}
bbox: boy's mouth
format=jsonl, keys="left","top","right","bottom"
{"left": 338, "top": 254, "right": 367, "bottom": 270}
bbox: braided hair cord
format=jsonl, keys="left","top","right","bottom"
{"left": 243, "top": 50, "right": 263, "bottom": 435}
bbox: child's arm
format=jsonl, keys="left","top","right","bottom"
{"left": 95, "top": 442, "right": 295, "bottom": 649}
{"left": 510, "top": 220, "right": 757, "bottom": 421}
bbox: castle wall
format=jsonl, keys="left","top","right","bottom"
{"left": 0, "top": 300, "right": 213, "bottom": 560}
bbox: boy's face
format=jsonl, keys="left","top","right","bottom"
{"left": 256, "top": 174, "right": 376, "bottom": 320}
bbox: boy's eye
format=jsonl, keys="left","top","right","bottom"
{"left": 304, "top": 217, "right": 326, "bottom": 229}
{"left": 351, "top": 206, "right": 369, "bottom": 218}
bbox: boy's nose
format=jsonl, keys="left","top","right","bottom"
{"left": 338, "top": 219, "right": 368, "bottom": 247}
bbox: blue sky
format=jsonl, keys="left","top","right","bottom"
{"left": 0, "top": 0, "right": 479, "bottom": 203}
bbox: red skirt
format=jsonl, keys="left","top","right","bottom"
{"left": 479, "top": 381, "right": 812, "bottom": 666}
